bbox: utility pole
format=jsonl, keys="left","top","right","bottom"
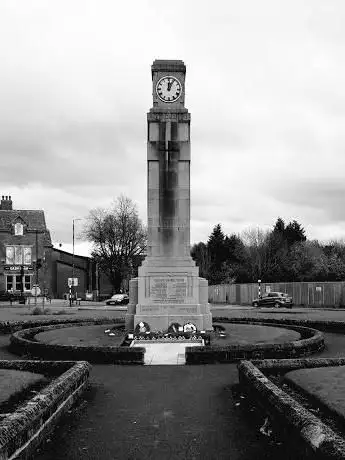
{"left": 35, "top": 230, "right": 38, "bottom": 307}
{"left": 71, "top": 218, "right": 82, "bottom": 305}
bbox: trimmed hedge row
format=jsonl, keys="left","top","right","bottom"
{"left": 185, "top": 321, "right": 324, "bottom": 364}
{"left": 0, "top": 360, "right": 91, "bottom": 460}
{"left": 238, "top": 359, "right": 345, "bottom": 459}
{"left": 10, "top": 322, "right": 145, "bottom": 364}
{"left": 213, "top": 316, "right": 345, "bottom": 333}
{"left": 0, "top": 316, "right": 125, "bottom": 334}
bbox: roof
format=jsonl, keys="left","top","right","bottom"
{"left": 0, "top": 209, "right": 52, "bottom": 246}
{"left": 52, "top": 247, "right": 91, "bottom": 261}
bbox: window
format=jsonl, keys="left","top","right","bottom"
{"left": 6, "top": 275, "right": 32, "bottom": 291}
{"left": 24, "top": 275, "right": 31, "bottom": 290}
{"left": 23, "top": 247, "right": 32, "bottom": 264}
{"left": 6, "top": 276, "right": 13, "bottom": 291}
{"left": 5, "top": 246, "right": 32, "bottom": 265}
{"left": 15, "top": 276, "right": 21, "bottom": 291}
{"left": 14, "top": 223, "right": 23, "bottom": 235}
{"left": 14, "top": 246, "right": 22, "bottom": 264}
{"left": 6, "top": 246, "right": 14, "bottom": 265}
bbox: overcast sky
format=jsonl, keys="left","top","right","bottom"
{"left": 1, "top": 0, "right": 345, "bottom": 255}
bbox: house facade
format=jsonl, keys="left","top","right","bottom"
{"left": 0, "top": 196, "right": 53, "bottom": 296}
{"left": 0, "top": 195, "right": 125, "bottom": 300}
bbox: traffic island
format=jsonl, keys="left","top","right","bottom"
{"left": 0, "top": 359, "right": 90, "bottom": 460}
{"left": 7, "top": 318, "right": 324, "bottom": 365}
{"left": 238, "top": 358, "right": 345, "bottom": 459}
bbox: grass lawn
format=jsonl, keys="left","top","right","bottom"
{"left": 34, "top": 322, "right": 301, "bottom": 348}
{"left": 212, "top": 323, "right": 300, "bottom": 346}
{"left": 35, "top": 324, "right": 125, "bottom": 346}
{"left": 0, "top": 369, "right": 47, "bottom": 409}
{"left": 284, "top": 366, "right": 345, "bottom": 422}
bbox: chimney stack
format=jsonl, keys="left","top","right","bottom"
{"left": 0, "top": 195, "right": 13, "bottom": 210}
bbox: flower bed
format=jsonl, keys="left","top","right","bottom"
{"left": 122, "top": 330, "right": 211, "bottom": 346}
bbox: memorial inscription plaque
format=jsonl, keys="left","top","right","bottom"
{"left": 150, "top": 276, "right": 187, "bottom": 303}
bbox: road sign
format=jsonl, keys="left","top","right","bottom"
{"left": 31, "top": 286, "right": 41, "bottom": 296}
{"left": 68, "top": 278, "right": 78, "bottom": 287}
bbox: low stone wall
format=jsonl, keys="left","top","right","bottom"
{"left": 238, "top": 358, "right": 345, "bottom": 459}
{"left": 185, "top": 320, "right": 324, "bottom": 364}
{"left": 10, "top": 322, "right": 145, "bottom": 364}
{"left": 0, "top": 360, "right": 91, "bottom": 460}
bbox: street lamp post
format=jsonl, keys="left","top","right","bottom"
{"left": 71, "top": 218, "right": 82, "bottom": 305}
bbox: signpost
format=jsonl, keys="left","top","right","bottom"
{"left": 68, "top": 278, "right": 78, "bottom": 306}
{"left": 258, "top": 279, "right": 262, "bottom": 299}
{"left": 31, "top": 285, "right": 41, "bottom": 297}
{"left": 68, "top": 278, "right": 78, "bottom": 287}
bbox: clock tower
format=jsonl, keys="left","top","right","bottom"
{"left": 126, "top": 60, "right": 212, "bottom": 333}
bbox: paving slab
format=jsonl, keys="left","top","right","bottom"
{"left": 131, "top": 341, "right": 203, "bottom": 365}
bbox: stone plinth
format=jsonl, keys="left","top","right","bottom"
{"left": 126, "top": 257, "right": 212, "bottom": 332}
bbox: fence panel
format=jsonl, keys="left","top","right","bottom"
{"left": 209, "top": 281, "right": 345, "bottom": 308}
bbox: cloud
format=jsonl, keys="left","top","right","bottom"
{"left": 1, "top": 0, "right": 345, "bottom": 251}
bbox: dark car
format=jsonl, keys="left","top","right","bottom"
{"left": 0, "top": 290, "right": 22, "bottom": 302}
{"left": 252, "top": 292, "right": 293, "bottom": 308}
{"left": 105, "top": 294, "right": 129, "bottom": 306}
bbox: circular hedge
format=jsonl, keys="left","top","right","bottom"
{"left": 8, "top": 317, "right": 325, "bottom": 365}
{"left": 185, "top": 319, "right": 325, "bottom": 364}
{"left": 9, "top": 321, "right": 145, "bottom": 365}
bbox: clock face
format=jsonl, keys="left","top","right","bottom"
{"left": 156, "top": 76, "right": 182, "bottom": 103}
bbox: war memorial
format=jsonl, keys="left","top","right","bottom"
{"left": 126, "top": 59, "right": 212, "bottom": 334}
{"left": 1, "top": 60, "right": 345, "bottom": 459}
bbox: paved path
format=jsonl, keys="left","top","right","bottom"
{"left": 34, "top": 364, "right": 283, "bottom": 460}
{"left": 132, "top": 342, "right": 203, "bottom": 365}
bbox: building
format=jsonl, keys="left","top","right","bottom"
{"left": 0, "top": 195, "right": 122, "bottom": 300}
{"left": 0, "top": 196, "right": 53, "bottom": 296}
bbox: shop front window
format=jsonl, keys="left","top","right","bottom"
{"left": 6, "top": 275, "right": 14, "bottom": 291}
{"left": 15, "top": 276, "right": 22, "bottom": 291}
{"left": 24, "top": 275, "right": 31, "bottom": 290}
{"left": 5, "top": 275, "right": 31, "bottom": 292}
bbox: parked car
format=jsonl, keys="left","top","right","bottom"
{"left": 105, "top": 294, "right": 129, "bottom": 306}
{"left": 0, "top": 290, "right": 22, "bottom": 302}
{"left": 252, "top": 292, "right": 293, "bottom": 308}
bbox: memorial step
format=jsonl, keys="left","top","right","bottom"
{"left": 131, "top": 342, "right": 202, "bottom": 365}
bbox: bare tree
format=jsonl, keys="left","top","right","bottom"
{"left": 83, "top": 195, "right": 147, "bottom": 292}
{"left": 241, "top": 227, "right": 270, "bottom": 281}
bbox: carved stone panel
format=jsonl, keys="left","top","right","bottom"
{"left": 150, "top": 276, "right": 187, "bottom": 303}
